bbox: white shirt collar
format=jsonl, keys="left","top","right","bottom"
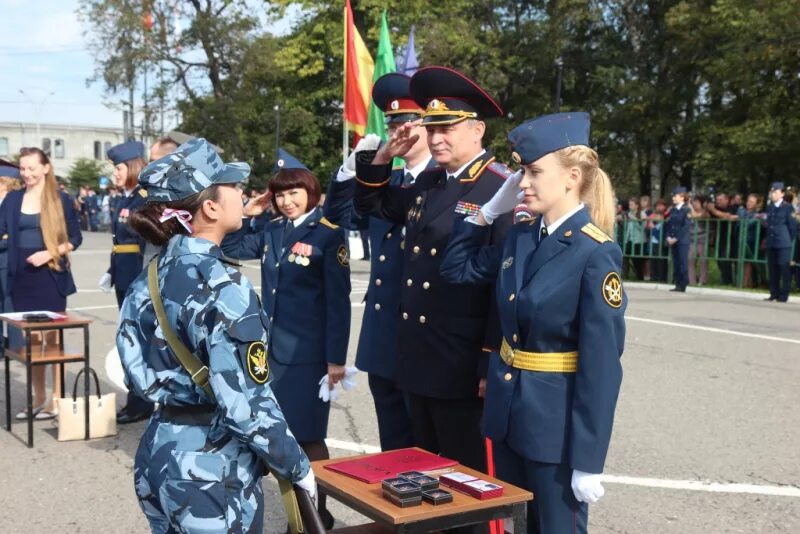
{"left": 774, "top": 199, "right": 783, "bottom": 208}
{"left": 405, "top": 156, "right": 432, "bottom": 182}
{"left": 446, "top": 150, "right": 486, "bottom": 180}
{"left": 289, "top": 206, "right": 316, "bottom": 227}
{"left": 543, "top": 203, "right": 585, "bottom": 235}
{"left": 675, "top": 202, "right": 684, "bottom": 210}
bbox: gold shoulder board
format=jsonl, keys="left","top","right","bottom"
{"left": 581, "top": 223, "right": 611, "bottom": 243}
{"left": 319, "top": 217, "right": 339, "bottom": 230}
{"left": 138, "top": 188, "right": 148, "bottom": 198}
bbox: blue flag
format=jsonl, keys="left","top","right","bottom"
{"left": 397, "top": 26, "right": 419, "bottom": 75}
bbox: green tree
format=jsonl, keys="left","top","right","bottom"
{"left": 68, "top": 158, "right": 110, "bottom": 189}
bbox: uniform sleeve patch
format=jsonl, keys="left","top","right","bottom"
{"left": 602, "top": 272, "right": 623, "bottom": 308}
{"left": 246, "top": 341, "right": 270, "bottom": 384}
{"left": 337, "top": 245, "right": 350, "bottom": 267}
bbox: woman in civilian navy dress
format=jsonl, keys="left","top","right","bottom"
{"left": 441, "top": 113, "right": 626, "bottom": 534}
{"left": 222, "top": 149, "right": 350, "bottom": 528}
{"left": 0, "top": 147, "right": 82, "bottom": 420}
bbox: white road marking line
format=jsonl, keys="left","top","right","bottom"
{"left": 324, "top": 439, "right": 800, "bottom": 497}
{"left": 68, "top": 305, "right": 119, "bottom": 311}
{"left": 602, "top": 474, "right": 800, "bottom": 498}
{"left": 627, "top": 316, "right": 800, "bottom": 345}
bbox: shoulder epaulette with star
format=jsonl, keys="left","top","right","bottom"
{"left": 581, "top": 222, "right": 612, "bottom": 243}
{"left": 486, "top": 161, "right": 514, "bottom": 179}
{"left": 138, "top": 188, "right": 148, "bottom": 198}
{"left": 319, "top": 217, "right": 338, "bottom": 230}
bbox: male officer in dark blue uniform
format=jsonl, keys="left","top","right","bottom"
{"left": 354, "top": 66, "right": 513, "bottom": 478}
{"left": 325, "top": 73, "right": 433, "bottom": 451}
{"left": 765, "top": 182, "right": 797, "bottom": 302}
{"left": 0, "top": 160, "right": 20, "bottom": 312}
{"left": 666, "top": 186, "right": 690, "bottom": 292}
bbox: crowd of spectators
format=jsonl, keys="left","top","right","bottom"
{"left": 616, "top": 189, "right": 800, "bottom": 291}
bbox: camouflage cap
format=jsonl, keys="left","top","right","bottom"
{"left": 139, "top": 138, "right": 249, "bottom": 203}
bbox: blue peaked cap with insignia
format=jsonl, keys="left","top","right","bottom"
{"left": 508, "top": 112, "right": 591, "bottom": 165}
{"left": 107, "top": 141, "right": 145, "bottom": 165}
{"left": 672, "top": 186, "right": 688, "bottom": 195}
{"left": 0, "top": 161, "right": 20, "bottom": 179}
{"left": 771, "top": 182, "right": 785, "bottom": 191}
{"left": 273, "top": 148, "right": 308, "bottom": 174}
{"left": 139, "top": 138, "right": 250, "bottom": 203}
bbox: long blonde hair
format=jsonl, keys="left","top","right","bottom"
{"left": 556, "top": 145, "right": 615, "bottom": 236}
{"left": 19, "top": 147, "right": 68, "bottom": 271}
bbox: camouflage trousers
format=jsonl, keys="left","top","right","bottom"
{"left": 133, "top": 414, "right": 265, "bottom": 533}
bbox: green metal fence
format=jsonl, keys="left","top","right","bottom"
{"left": 616, "top": 217, "right": 796, "bottom": 288}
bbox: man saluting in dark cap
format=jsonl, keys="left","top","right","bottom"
{"left": 354, "top": 67, "right": 513, "bottom": 486}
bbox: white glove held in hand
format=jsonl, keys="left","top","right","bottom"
{"left": 480, "top": 170, "right": 524, "bottom": 224}
{"left": 337, "top": 134, "right": 383, "bottom": 181}
{"left": 318, "top": 367, "right": 359, "bottom": 402}
{"left": 98, "top": 272, "right": 113, "bottom": 293}
{"left": 296, "top": 469, "right": 317, "bottom": 503}
{"left": 571, "top": 470, "right": 605, "bottom": 503}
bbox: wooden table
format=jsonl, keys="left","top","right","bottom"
{"left": 314, "top": 451, "right": 533, "bottom": 533}
{"left": 1, "top": 313, "right": 92, "bottom": 447}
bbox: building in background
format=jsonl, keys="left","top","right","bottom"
{"left": 0, "top": 122, "right": 130, "bottom": 178}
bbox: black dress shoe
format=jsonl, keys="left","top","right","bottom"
{"left": 669, "top": 287, "right": 686, "bottom": 292}
{"left": 764, "top": 297, "right": 777, "bottom": 301}
{"left": 117, "top": 410, "right": 152, "bottom": 424}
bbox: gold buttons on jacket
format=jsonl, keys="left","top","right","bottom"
{"left": 375, "top": 303, "right": 381, "bottom": 311}
{"left": 407, "top": 279, "right": 413, "bottom": 287}
{"left": 413, "top": 245, "right": 420, "bottom": 254}
{"left": 419, "top": 316, "right": 427, "bottom": 324}
{"left": 400, "top": 241, "right": 405, "bottom": 250}
{"left": 509, "top": 293, "right": 515, "bottom": 302}
{"left": 430, "top": 248, "right": 437, "bottom": 256}
{"left": 423, "top": 282, "right": 430, "bottom": 290}
{"left": 402, "top": 312, "right": 408, "bottom": 320}
{"left": 512, "top": 334, "right": 518, "bottom": 343}
{"left": 375, "top": 278, "right": 382, "bottom": 286}
{"left": 379, "top": 255, "right": 386, "bottom": 262}
{"left": 504, "top": 373, "right": 513, "bottom": 381}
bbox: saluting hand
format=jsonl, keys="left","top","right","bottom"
{"left": 327, "top": 364, "right": 346, "bottom": 390}
{"left": 26, "top": 250, "right": 52, "bottom": 267}
{"left": 243, "top": 191, "right": 272, "bottom": 217}
{"left": 372, "top": 121, "right": 422, "bottom": 165}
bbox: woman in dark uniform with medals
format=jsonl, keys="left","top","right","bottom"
{"left": 222, "top": 148, "right": 351, "bottom": 528}
{"left": 98, "top": 141, "right": 154, "bottom": 424}
{"left": 441, "top": 113, "right": 626, "bottom": 533}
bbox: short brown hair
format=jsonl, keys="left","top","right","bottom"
{"left": 268, "top": 169, "right": 321, "bottom": 213}
{"left": 123, "top": 157, "right": 147, "bottom": 190}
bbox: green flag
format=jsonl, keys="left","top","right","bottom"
{"left": 366, "top": 10, "right": 396, "bottom": 140}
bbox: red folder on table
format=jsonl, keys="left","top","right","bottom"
{"left": 325, "top": 448, "right": 458, "bottom": 483}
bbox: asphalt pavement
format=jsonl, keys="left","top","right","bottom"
{"left": 0, "top": 231, "right": 797, "bottom": 533}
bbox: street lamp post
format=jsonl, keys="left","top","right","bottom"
{"left": 274, "top": 104, "right": 281, "bottom": 156}
{"left": 18, "top": 89, "right": 54, "bottom": 147}
{"left": 554, "top": 57, "right": 564, "bottom": 113}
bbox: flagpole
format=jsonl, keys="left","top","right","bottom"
{"left": 342, "top": 123, "right": 348, "bottom": 166}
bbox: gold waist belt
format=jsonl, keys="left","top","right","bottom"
{"left": 500, "top": 338, "right": 578, "bottom": 373}
{"left": 112, "top": 244, "right": 141, "bottom": 254}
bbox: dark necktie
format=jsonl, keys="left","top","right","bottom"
{"left": 403, "top": 171, "right": 414, "bottom": 186}
{"left": 282, "top": 220, "right": 294, "bottom": 249}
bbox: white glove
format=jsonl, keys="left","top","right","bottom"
{"left": 98, "top": 272, "right": 113, "bottom": 293}
{"left": 480, "top": 170, "right": 524, "bottom": 224}
{"left": 341, "top": 367, "right": 359, "bottom": 390}
{"left": 571, "top": 470, "right": 605, "bottom": 503}
{"left": 337, "top": 134, "right": 382, "bottom": 181}
{"left": 296, "top": 469, "right": 317, "bottom": 504}
{"left": 318, "top": 366, "right": 359, "bottom": 402}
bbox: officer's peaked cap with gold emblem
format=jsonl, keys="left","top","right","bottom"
{"left": 272, "top": 148, "right": 308, "bottom": 174}
{"left": 410, "top": 66, "right": 504, "bottom": 126}
{"left": 373, "top": 73, "right": 423, "bottom": 125}
{"left": 508, "top": 112, "right": 590, "bottom": 165}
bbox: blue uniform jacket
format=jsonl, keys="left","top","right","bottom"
{"left": 324, "top": 163, "right": 435, "bottom": 379}
{"left": 766, "top": 201, "right": 797, "bottom": 249}
{"left": 0, "top": 189, "right": 82, "bottom": 297}
{"left": 108, "top": 187, "right": 147, "bottom": 290}
{"left": 665, "top": 203, "right": 690, "bottom": 245}
{"left": 355, "top": 150, "right": 513, "bottom": 399}
{"left": 440, "top": 208, "right": 626, "bottom": 473}
{"left": 222, "top": 208, "right": 351, "bottom": 367}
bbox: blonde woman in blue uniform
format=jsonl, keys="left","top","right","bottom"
{"left": 222, "top": 149, "right": 351, "bottom": 528}
{"left": 441, "top": 113, "right": 626, "bottom": 533}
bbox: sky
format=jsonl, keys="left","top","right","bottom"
{"left": 0, "top": 0, "right": 295, "bottom": 130}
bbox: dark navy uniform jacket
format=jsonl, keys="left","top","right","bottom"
{"left": 665, "top": 203, "right": 690, "bottom": 245}
{"left": 355, "top": 150, "right": 512, "bottom": 399}
{"left": 766, "top": 201, "right": 797, "bottom": 249}
{"left": 222, "top": 208, "right": 351, "bottom": 368}
{"left": 108, "top": 187, "right": 147, "bottom": 291}
{"left": 0, "top": 190, "right": 82, "bottom": 297}
{"left": 324, "top": 162, "right": 435, "bottom": 380}
{"left": 440, "top": 208, "right": 626, "bottom": 473}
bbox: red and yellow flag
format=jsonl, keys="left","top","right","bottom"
{"left": 343, "top": 0, "right": 375, "bottom": 137}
